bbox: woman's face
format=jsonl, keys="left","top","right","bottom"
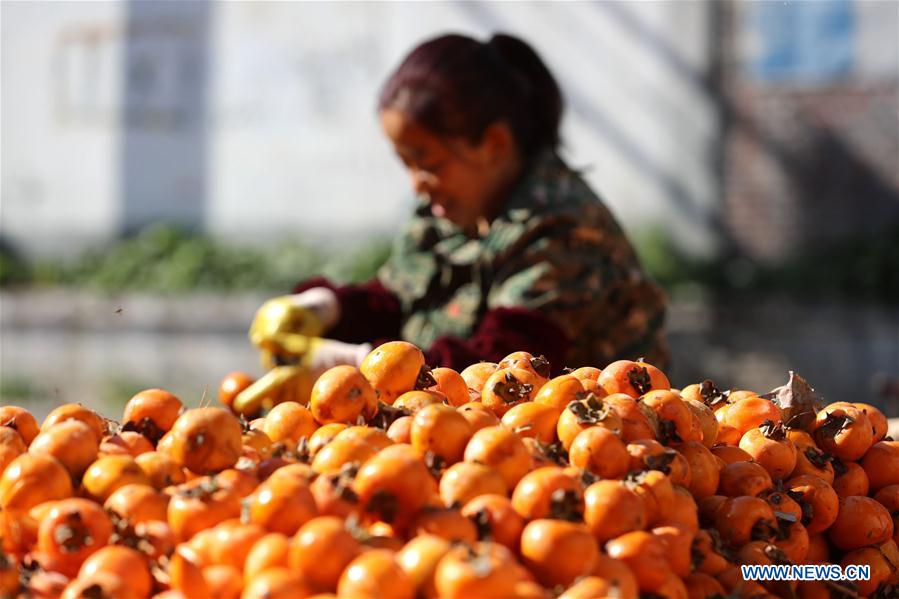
{"left": 380, "top": 108, "right": 518, "bottom": 232}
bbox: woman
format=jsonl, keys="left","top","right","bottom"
{"left": 245, "top": 33, "right": 668, "bottom": 402}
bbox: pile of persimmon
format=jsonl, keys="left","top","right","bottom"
{"left": 1, "top": 341, "right": 898, "bottom": 599}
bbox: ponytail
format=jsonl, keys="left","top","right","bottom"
{"left": 485, "top": 34, "right": 562, "bottom": 157}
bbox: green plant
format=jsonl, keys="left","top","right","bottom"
{"left": 0, "top": 225, "right": 393, "bottom": 293}
{"left": 0, "top": 241, "right": 30, "bottom": 287}
{"left": 631, "top": 227, "right": 705, "bottom": 292}
{"left": 632, "top": 221, "right": 899, "bottom": 304}
{"left": 0, "top": 375, "right": 38, "bottom": 400}
{"left": 4, "top": 221, "right": 896, "bottom": 304}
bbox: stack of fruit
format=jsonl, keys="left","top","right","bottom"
{"left": 1, "top": 341, "right": 897, "bottom": 598}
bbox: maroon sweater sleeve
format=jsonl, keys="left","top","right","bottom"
{"left": 292, "top": 279, "right": 571, "bottom": 373}
{"left": 422, "top": 307, "right": 571, "bottom": 374}
{"left": 292, "top": 277, "right": 402, "bottom": 344}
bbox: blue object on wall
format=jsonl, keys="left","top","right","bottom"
{"left": 748, "top": 0, "right": 855, "bottom": 84}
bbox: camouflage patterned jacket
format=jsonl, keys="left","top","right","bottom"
{"left": 374, "top": 150, "right": 670, "bottom": 370}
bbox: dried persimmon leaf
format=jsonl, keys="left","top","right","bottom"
{"left": 762, "top": 371, "right": 822, "bottom": 430}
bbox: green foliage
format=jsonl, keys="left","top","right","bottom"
{"left": 0, "top": 242, "right": 30, "bottom": 287}
{"left": 633, "top": 221, "right": 899, "bottom": 304}
{"left": 0, "top": 375, "right": 37, "bottom": 400}
{"left": 3, "top": 225, "right": 392, "bottom": 293}
{"left": 4, "top": 222, "right": 897, "bottom": 303}
{"left": 631, "top": 227, "right": 704, "bottom": 292}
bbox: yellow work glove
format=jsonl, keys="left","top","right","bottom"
{"left": 231, "top": 365, "right": 315, "bottom": 416}
{"left": 234, "top": 339, "right": 372, "bottom": 416}
{"left": 249, "top": 288, "right": 340, "bottom": 366}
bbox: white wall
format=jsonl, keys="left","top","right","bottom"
{"left": 2, "top": 1, "right": 720, "bottom": 257}
{"left": 1, "top": 1, "right": 125, "bottom": 256}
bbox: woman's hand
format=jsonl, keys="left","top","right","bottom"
{"left": 232, "top": 339, "right": 371, "bottom": 416}
{"left": 231, "top": 365, "right": 314, "bottom": 416}
{"left": 249, "top": 288, "right": 340, "bottom": 358}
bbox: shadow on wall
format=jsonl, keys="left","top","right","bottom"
{"left": 792, "top": 111, "right": 899, "bottom": 249}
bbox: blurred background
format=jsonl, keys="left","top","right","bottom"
{"left": 1, "top": 1, "right": 897, "bottom": 419}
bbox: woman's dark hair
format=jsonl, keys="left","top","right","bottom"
{"left": 378, "top": 33, "right": 563, "bottom": 159}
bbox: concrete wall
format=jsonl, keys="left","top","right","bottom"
{"left": 2, "top": 1, "right": 719, "bottom": 256}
